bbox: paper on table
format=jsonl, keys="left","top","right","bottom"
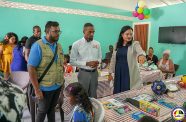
{"left": 107, "top": 98, "right": 124, "bottom": 107}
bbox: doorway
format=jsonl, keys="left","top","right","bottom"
{"left": 133, "top": 22, "right": 151, "bottom": 52}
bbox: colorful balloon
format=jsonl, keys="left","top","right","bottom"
{"left": 132, "top": 1, "right": 151, "bottom": 20}
{"left": 143, "top": 8, "right": 150, "bottom": 15}
{"left": 138, "top": 14, "right": 145, "bottom": 20}
{"left": 137, "top": 8, "right": 143, "bottom": 14}
{"left": 132, "top": 11, "right": 139, "bottom": 17}
{"left": 138, "top": 0, "right": 146, "bottom": 8}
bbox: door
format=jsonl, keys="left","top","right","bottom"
{"left": 134, "top": 24, "right": 149, "bottom": 52}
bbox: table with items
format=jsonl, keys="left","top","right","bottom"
{"left": 64, "top": 68, "right": 163, "bottom": 98}
{"left": 63, "top": 76, "right": 180, "bottom": 121}
{"left": 97, "top": 68, "right": 163, "bottom": 97}
{"left": 99, "top": 76, "right": 186, "bottom": 122}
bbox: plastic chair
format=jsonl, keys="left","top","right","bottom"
{"left": 90, "top": 98, "right": 105, "bottom": 122}
{"left": 174, "top": 64, "right": 179, "bottom": 72}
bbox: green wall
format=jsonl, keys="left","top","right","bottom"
{"left": 9, "top": 0, "right": 131, "bottom": 16}
{"left": 134, "top": 3, "right": 186, "bottom": 75}
{"left": 0, "top": 1, "right": 132, "bottom": 57}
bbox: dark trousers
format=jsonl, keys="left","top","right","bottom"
{"left": 36, "top": 87, "right": 61, "bottom": 122}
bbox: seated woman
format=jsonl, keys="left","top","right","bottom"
{"left": 65, "top": 82, "right": 94, "bottom": 122}
{"left": 158, "top": 50, "right": 175, "bottom": 79}
{"left": 64, "top": 54, "right": 73, "bottom": 73}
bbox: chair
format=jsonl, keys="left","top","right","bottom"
{"left": 174, "top": 64, "right": 179, "bottom": 72}
{"left": 173, "top": 64, "right": 179, "bottom": 77}
{"left": 90, "top": 98, "right": 105, "bottom": 122}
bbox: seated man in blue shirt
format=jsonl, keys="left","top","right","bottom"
{"left": 28, "top": 21, "right": 64, "bottom": 122}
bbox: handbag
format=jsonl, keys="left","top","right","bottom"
{"left": 28, "top": 44, "right": 58, "bottom": 97}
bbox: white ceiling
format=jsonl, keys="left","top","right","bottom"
{"left": 67, "top": 0, "right": 186, "bottom": 11}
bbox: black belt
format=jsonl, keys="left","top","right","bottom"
{"left": 80, "top": 68, "right": 96, "bottom": 72}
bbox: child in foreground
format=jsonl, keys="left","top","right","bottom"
{"left": 65, "top": 82, "right": 94, "bottom": 122}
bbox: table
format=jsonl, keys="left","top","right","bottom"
{"left": 62, "top": 71, "right": 165, "bottom": 117}
{"left": 99, "top": 68, "right": 163, "bottom": 83}
{"left": 64, "top": 69, "right": 162, "bottom": 98}
{"left": 98, "top": 69, "right": 163, "bottom": 97}
{"left": 99, "top": 76, "right": 185, "bottom": 122}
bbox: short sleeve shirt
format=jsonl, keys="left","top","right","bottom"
{"left": 25, "top": 35, "right": 41, "bottom": 49}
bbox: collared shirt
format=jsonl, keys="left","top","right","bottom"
{"left": 70, "top": 37, "right": 102, "bottom": 70}
{"left": 28, "top": 36, "right": 61, "bottom": 91}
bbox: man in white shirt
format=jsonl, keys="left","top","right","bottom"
{"left": 70, "top": 23, "right": 102, "bottom": 98}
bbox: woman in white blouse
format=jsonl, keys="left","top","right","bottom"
{"left": 158, "top": 50, "right": 175, "bottom": 79}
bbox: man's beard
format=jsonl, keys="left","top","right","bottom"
{"left": 50, "top": 35, "right": 58, "bottom": 42}
{"left": 87, "top": 37, "right": 93, "bottom": 42}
